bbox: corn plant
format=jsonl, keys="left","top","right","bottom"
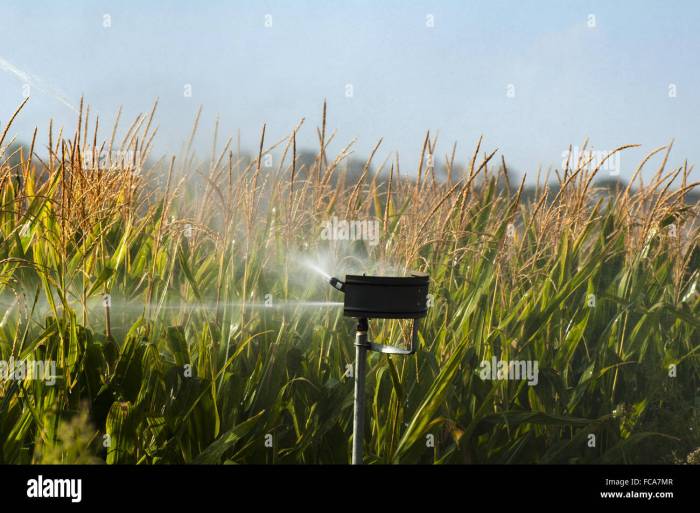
{"left": 0, "top": 99, "right": 697, "bottom": 464}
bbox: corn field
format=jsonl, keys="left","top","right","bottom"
{"left": 0, "top": 99, "right": 698, "bottom": 464}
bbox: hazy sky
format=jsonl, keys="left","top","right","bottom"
{"left": 1, "top": 0, "right": 699, "bottom": 181}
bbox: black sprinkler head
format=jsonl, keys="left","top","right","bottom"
{"left": 328, "top": 272, "right": 429, "bottom": 320}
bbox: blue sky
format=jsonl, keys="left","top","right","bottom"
{"left": 1, "top": 0, "right": 699, "bottom": 181}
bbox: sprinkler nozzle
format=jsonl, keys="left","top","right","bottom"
{"left": 329, "top": 277, "right": 345, "bottom": 292}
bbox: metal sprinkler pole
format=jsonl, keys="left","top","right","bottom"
{"left": 352, "top": 317, "right": 369, "bottom": 464}
{"left": 326, "top": 272, "right": 428, "bottom": 464}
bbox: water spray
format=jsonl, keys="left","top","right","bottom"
{"left": 325, "top": 271, "right": 430, "bottom": 464}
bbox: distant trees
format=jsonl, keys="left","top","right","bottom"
{"left": 4, "top": 139, "right": 697, "bottom": 204}
{"left": 1, "top": 142, "right": 31, "bottom": 169}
